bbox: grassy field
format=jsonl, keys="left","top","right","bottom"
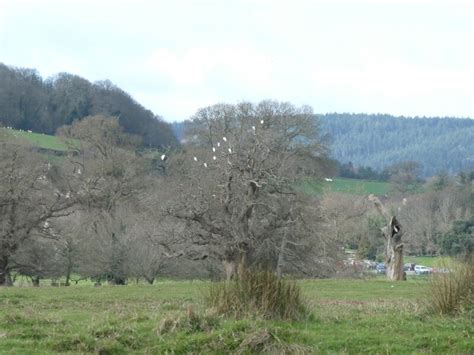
{"left": 301, "top": 177, "right": 390, "bottom": 196}
{"left": 0, "top": 279, "right": 472, "bottom": 354}
{"left": 0, "top": 128, "right": 68, "bottom": 151}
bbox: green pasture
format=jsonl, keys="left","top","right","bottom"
{"left": 0, "top": 279, "right": 472, "bottom": 354}
{"left": 0, "top": 128, "right": 68, "bottom": 151}
{"left": 301, "top": 177, "right": 390, "bottom": 196}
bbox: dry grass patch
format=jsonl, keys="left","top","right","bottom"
{"left": 204, "top": 270, "right": 308, "bottom": 320}
{"left": 428, "top": 257, "right": 474, "bottom": 315}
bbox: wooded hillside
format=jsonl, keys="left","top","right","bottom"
{"left": 0, "top": 63, "right": 178, "bottom": 148}
{"left": 320, "top": 113, "right": 473, "bottom": 177}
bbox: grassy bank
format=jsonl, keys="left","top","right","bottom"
{"left": 0, "top": 128, "right": 68, "bottom": 151}
{"left": 0, "top": 279, "right": 472, "bottom": 354}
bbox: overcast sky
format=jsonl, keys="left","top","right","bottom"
{"left": 0, "top": 0, "right": 472, "bottom": 121}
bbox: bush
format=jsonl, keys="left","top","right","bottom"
{"left": 428, "top": 257, "right": 474, "bottom": 315}
{"left": 204, "top": 270, "right": 308, "bottom": 320}
{"left": 437, "top": 219, "right": 474, "bottom": 260}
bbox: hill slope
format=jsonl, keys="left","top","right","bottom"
{"left": 320, "top": 114, "right": 473, "bottom": 177}
{"left": 0, "top": 63, "right": 178, "bottom": 148}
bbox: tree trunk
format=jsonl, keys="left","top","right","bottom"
{"left": 64, "top": 263, "right": 73, "bottom": 286}
{"left": 237, "top": 249, "right": 248, "bottom": 280}
{"left": 32, "top": 276, "right": 40, "bottom": 287}
{"left": 276, "top": 236, "right": 287, "bottom": 279}
{"left": 384, "top": 217, "right": 405, "bottom": 280}
{"left": 0, "top": 256, "right": 11, "bottom": 286}
{"left": 222, "top": 259, "right": 237, "bottom": 281}
{"left": 145, "top": 277, "right": 155, "bottom": 285}
{"left": 369, "top": 195, "right": 406, "bottom": 281}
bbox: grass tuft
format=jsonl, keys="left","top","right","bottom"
{"left": 428, "top": 257, "right": 474, "bottom": 315}
{"left": 157, "top": 306, "right": 221, "bottom": 335}
{"left": 204, "top": 270, "right": 308, "bottom": 320}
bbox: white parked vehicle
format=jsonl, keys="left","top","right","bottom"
{"left": 414, "top": 265, "right": 432, "bottom": 275}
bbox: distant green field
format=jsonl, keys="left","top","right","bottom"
{"left": 0, "top": 128, "right": 68, "bottom": 151}
{"left": 301, "top": 177, "right": 390, "bottom": 196}
{"left": 0, "top": 279, "right": 471, "bottom": 354}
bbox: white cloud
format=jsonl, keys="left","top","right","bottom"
{"left": 146, "top": 46, "right": 274, "bottom": 90}
{"left": 134, "top": 90, "right": 220, "bottom": 121}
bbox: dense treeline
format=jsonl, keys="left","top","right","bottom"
{"left": 0, "top": 63, "right": 178, "bottom": 148}
{"left": 321, "top": 113, "right": 474, "bottom": 177}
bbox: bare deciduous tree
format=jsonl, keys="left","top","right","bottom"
{"left": 59, "top": 115, "right": 148, "bottom": 284}
{"left": 163, "top": 101, "right": 331, "bottom": 279}
{"left": 0, "top": 132, "right": 73, "bottom": 286}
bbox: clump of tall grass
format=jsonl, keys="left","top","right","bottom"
{"left": 157, "top": 306, "right": 220, "bottom": 335}
{"left": 428, "top": 257, "right": 474, "bottom": 315}
{"left": 204, "top": 270, "right": 308, "bottom": 320}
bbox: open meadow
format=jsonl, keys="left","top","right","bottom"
{"left": 0, "top": 278, "right": 472, "bottom": 354}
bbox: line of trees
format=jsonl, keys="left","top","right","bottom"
{"left": 0, "top": 102, "right": 341, "bottom": 286}
{"left": 1, "top": 101, "right": 472, "bottom": 286}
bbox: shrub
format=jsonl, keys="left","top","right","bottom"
{"left": 428, "top": 257, "right": 474, "bottom": 315}
{"left": 204, "top": 270, "right": 308, "bottom": 320}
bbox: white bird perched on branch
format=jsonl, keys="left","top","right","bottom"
{"left": 228, "top": 148, "right": 232, "bottom": 154}
{"left": 203, "top": 163, "right": 208, "bottom": 168}
{"left": 193, "top": 157, "right": 198, "bottom": 162}
{"left": 222, "top": 136, "right": 227, "bottom": 142}
{"left": 212, "top": 147, "right": 216, "bottom": 152}
{"left": 217, "top": 142, "right": 221, "bottom": 147}
{"left": 252, "top": 126, "right": 255, "bottom": 131}
{"left": 260, "top": 119, "right": 264, "bottom": 124}
{"left": 213, "top": 156, "right": 216, "bottom": 160}
{"left": 161, "top": 154, "right": 166, "bottom": 161}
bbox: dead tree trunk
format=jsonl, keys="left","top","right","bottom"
{"left": 369, "top": 195, "right": 405, "bottom": 281}
{"left": 384, "top": 216, "right": 404, "bottom": 280}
